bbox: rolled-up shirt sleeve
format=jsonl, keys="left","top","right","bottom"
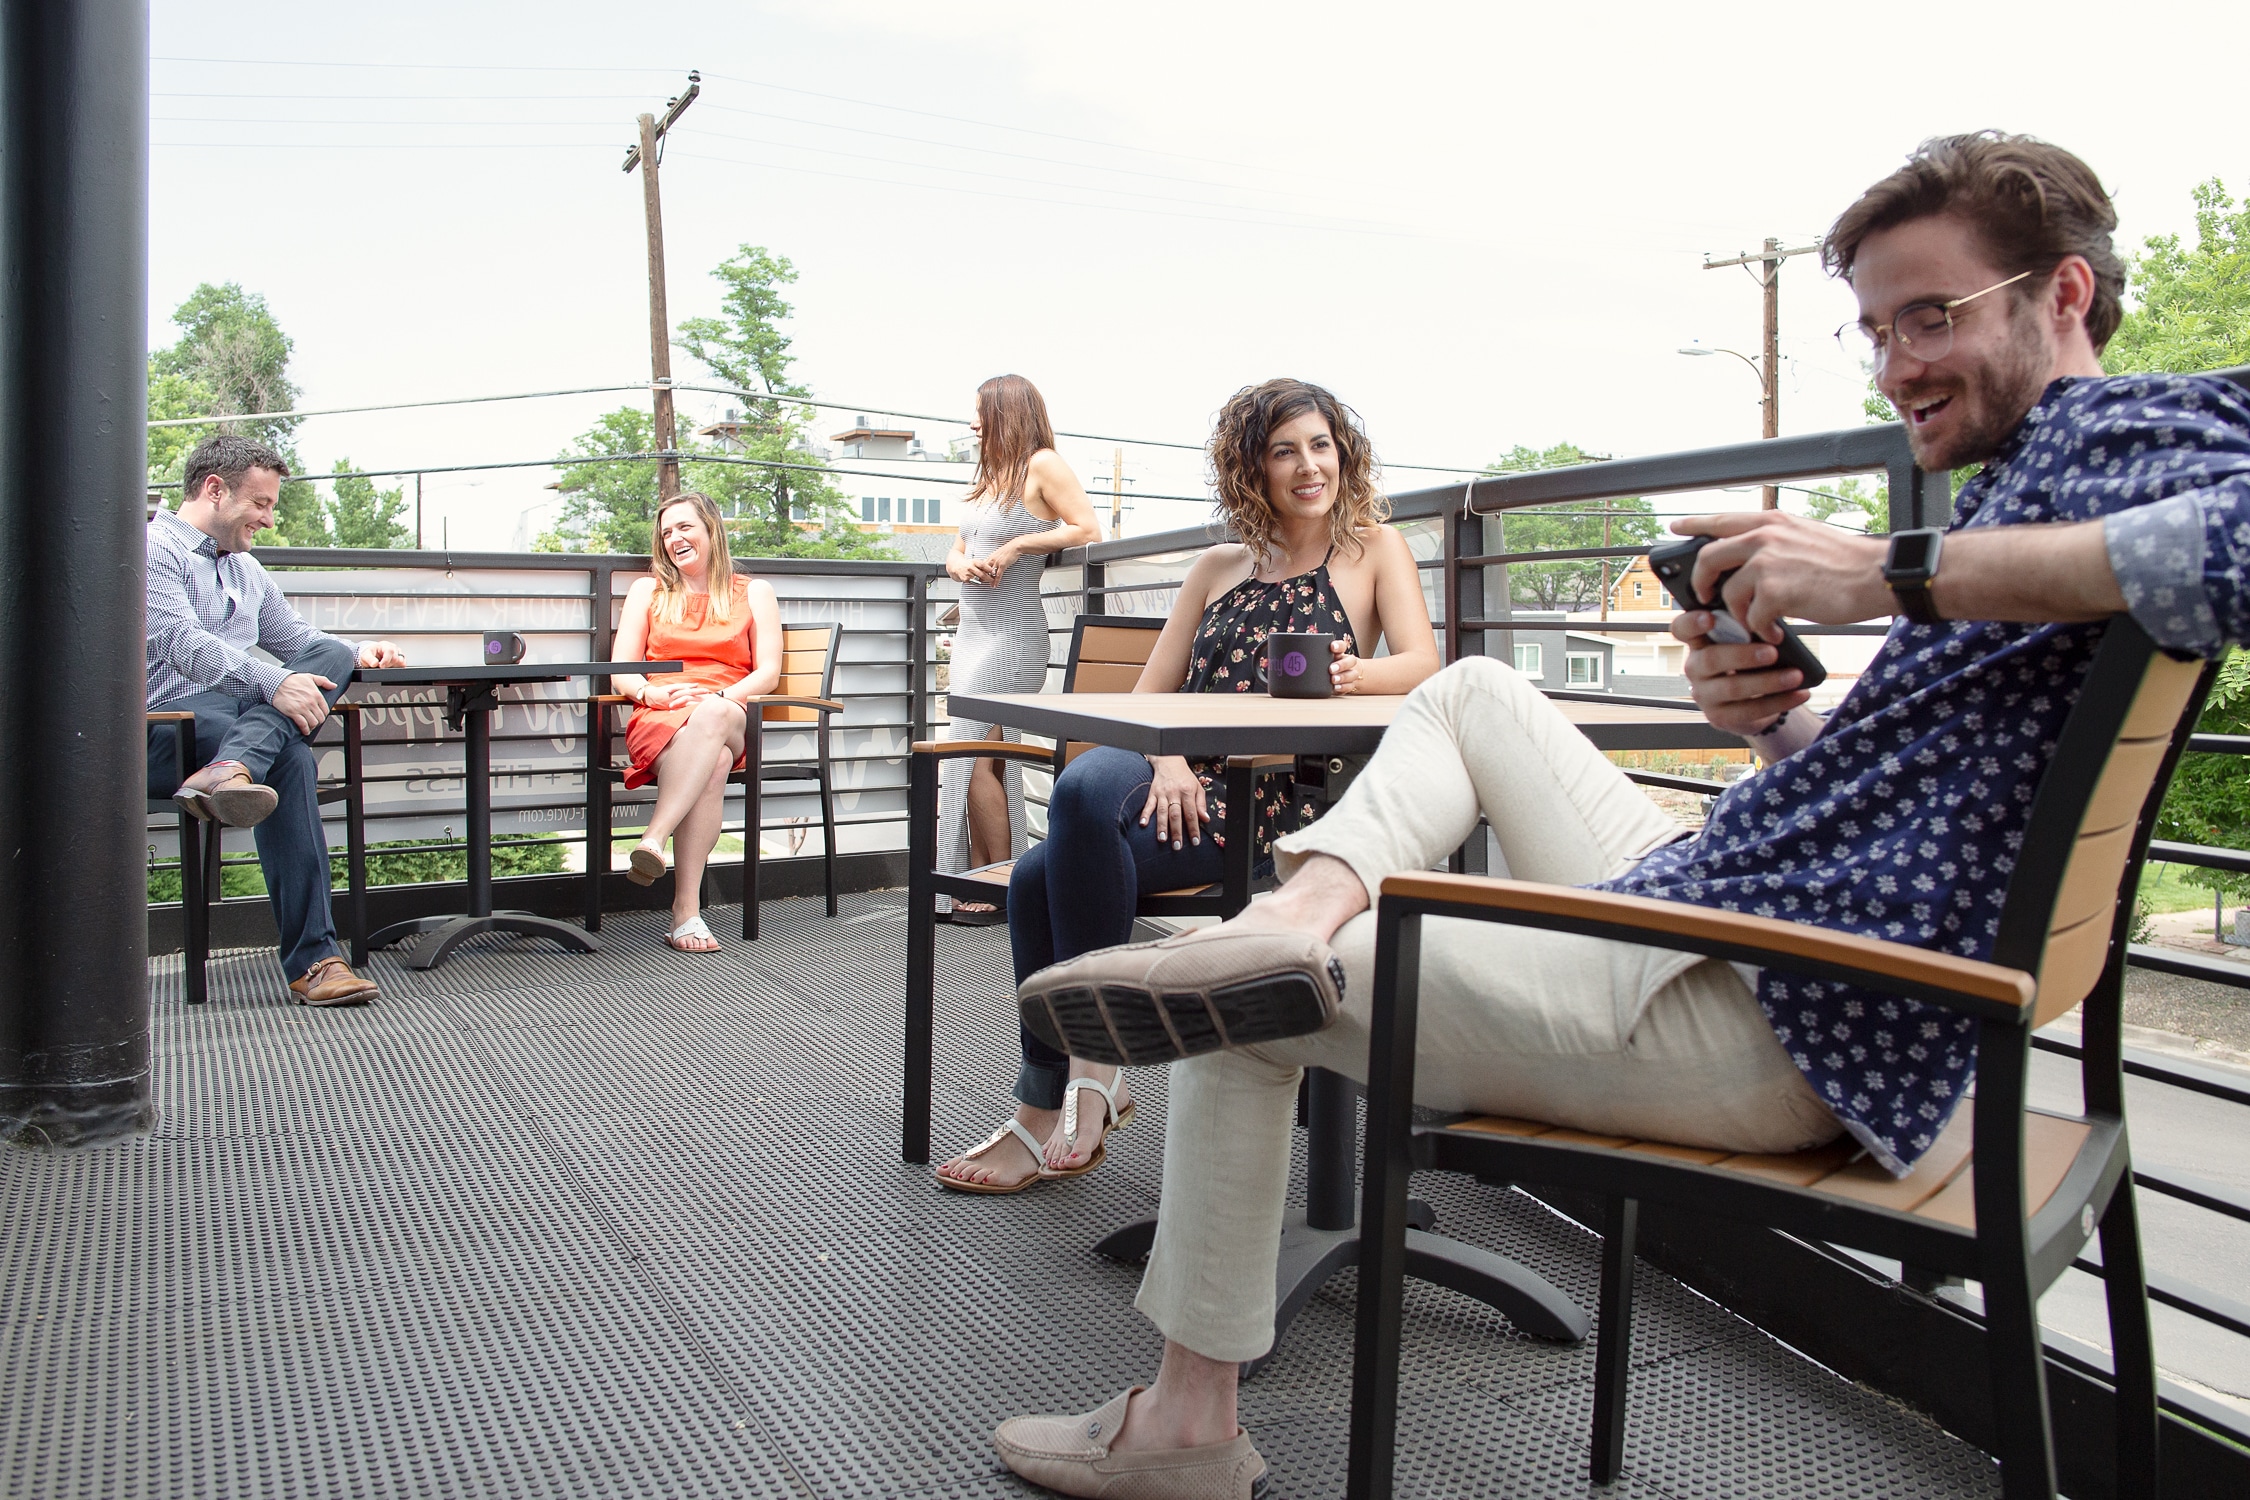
{"left": 146, "top": 558, "right": 293, "bottom": 702}
{"left": 2093, "top": 378, "right": 2250, "bottom": 658}
{"left": 2106, "top": 493, "right": 2221, "bottom": 654}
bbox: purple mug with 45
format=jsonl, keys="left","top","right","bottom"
{"left": 1265, "top": 632, "right": 1335, "bottom": 699}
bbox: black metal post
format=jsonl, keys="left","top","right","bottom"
{"left": 0, "top": 2, "right": 153, "bottom": 1144}
{"left": 903, "top": 746, "right": 937, "bottom": 1163}
{"left": 465, "top": 707, "right": 492, "bottom": 918}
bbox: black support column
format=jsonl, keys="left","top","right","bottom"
{"left": 0, "top": 2, "right": 152, "bottom": 1144}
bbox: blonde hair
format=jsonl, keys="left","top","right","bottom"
{"left": 1207, "top": 378, "right": 1387, "bottom": 564}
{"left": 964, "top": 374, "right": 1056, "bottom": 509}
{"left": 649, "top": 491, "right": 739, "bottom": 626}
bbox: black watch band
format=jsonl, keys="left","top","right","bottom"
{"left": 1884, "top": 527, "right": 1946, "bottom": 625}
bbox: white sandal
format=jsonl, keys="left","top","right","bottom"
{"left": 937, "top": 1118, "right": 1051, "bottom": 1196}
{"left": 665, "top": 915, "right": 718, "bottom": 952}
{"left": 1048, "top": 1074, "right": 1135, "bottom": 1179}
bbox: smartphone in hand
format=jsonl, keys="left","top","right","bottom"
{"left": 1646, "top": 535, "right": 1828, "bottom": 690}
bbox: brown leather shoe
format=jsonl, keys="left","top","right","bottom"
{"left": 173, "top": 760, "right": 278, "bottom": 828}
{"left": 289, "top": 956, "right": 378, "bottom": 1008}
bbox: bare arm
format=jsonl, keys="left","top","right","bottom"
{"left": 1346, "top": 527, "right": 1442, "bottom": 695}
{"left": 723, "top": 581, "right": 785, "bottom": 702}
{"left": 970, "top": 451, "right": 1104, "bottom": 583}
{"left": 610, "top": 579, "right": 665, "bottom": 706}
{"left": 1670, "top": 510, "right": 2125, "bottom": 750}
{"left": 1132, "top": 546, "right": 1241, "bottom": 694}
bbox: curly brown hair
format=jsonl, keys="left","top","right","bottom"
{"left": 1823, "top": 131, "right": 2124, "bottom": 351}
{"left": 1207, "top": 378, "right": 1386, "bottom": 563}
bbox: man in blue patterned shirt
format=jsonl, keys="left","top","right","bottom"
{"left": 989, "top": 134, "right": 2250, "bottom": 1486}
{"left": 148, "top": 434, "right": 406, "bottom": 1007}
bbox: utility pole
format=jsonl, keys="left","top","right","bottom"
{"left": 623, "top": 72, "right": 700, "bottom": 503}
{"left": 1701, "top": 237, "right": 1820, "bottom": 508}
{"left": 1110, "top": 446, "right": 1125, "bottom": 540}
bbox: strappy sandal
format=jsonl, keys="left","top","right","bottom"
{"left": 1045, "top": 1074, "right": 1136, "bottom": 1179}
{"left": 937, "top": 1118, "right": 1052, "bottom": 1196}
{"left": 627, "top": 845, "right": 667, "bottom": 886}
{"left": 665, "top": 915, "right": 719, "bottom": 952}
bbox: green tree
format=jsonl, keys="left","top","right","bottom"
{"left": 541, "top": 243, "right": 891, "bottom": 560}
{"left": 1485, "top": 442, "right": 1658, "bottom": 609}
{"left": 2154, "top": 651, "right": 2250, "bottom": 901}
{"left": 146, "top": 282, "right": 324, "bottom": 542}
{"left": 1797, "top": 475, "right": 1890, "bottom": 534}
{"left": 2106, "top": 178, "right": 2250, "bottom": 376}
{"left": 328, "top": 459, "right": 411, "bottom": 549}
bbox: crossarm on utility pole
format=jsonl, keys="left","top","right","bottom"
{"left": 1701, "top": 239, "right": 1822, "bottom": 510}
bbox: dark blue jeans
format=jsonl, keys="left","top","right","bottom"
{"left": 1007, "top": 746, "right": 1224, "bottom": 1109}
{"left": 148, "top": 636, "right": 357, "bottom": 982}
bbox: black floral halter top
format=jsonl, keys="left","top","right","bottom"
{"left": 1178, "top": 546, "right": 1360, "bottom": 860}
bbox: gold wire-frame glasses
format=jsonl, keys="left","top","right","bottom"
{"left": 1835, "top": 269, "right": 2035, "bottom": 369}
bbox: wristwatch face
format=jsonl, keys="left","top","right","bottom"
{"left": 1887, "top": 529, "right": 1937, "bottom": 581}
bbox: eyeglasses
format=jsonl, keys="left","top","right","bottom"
{"left": 1834, "top": 270, "right": 2034, "bottom": 369}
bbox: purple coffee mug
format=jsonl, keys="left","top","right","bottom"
{"left": 1266, "top": 632, "right": 1335, "bottom": 699}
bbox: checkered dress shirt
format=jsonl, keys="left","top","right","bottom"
{"left": 145, "top": 507, "right": 352, "bottom": 710}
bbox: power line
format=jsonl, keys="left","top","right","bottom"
{"left": 146, "top": 380, "right": 1498, "bottom": 475}
{"left": 154, "top": 55, "right": 683, "bottom": 74}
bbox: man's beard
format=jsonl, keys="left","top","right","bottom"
{"left": 1895, "top": 309, "right": 2052, "bottom": 472}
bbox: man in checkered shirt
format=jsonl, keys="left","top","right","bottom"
{"left": 147, "top": 434, "right": 405, "bottom": 1007}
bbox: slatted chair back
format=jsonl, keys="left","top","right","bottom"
{"left": 1990, "top": 637, "right": 2210, "bottom": 1028}
{"left": 766, "top": 622, "right": 841, "bottom": 723}
{"left": 1057, "top": 614, "right": 1165, "bottom": 766}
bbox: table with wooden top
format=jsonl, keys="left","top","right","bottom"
{"left": 944, "top": 686, "right": 1738, "bottom": 1366}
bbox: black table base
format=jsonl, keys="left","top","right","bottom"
{"left": 1093, "top": 1068, "right": 1590, "bottom": 1373}
{"left": 369, "top": 912, "right": 598, "bottom": 970}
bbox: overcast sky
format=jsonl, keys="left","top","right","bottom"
{"left": 151, "top": 1, "right": 2250, "bottom": 547}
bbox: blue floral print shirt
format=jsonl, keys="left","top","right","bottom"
{"left": 1597, "top": 374, "right": 2250, "bottom": 1175}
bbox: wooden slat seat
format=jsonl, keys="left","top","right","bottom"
{"left": 1448, "top": 1104, "right": 2091, "bottom": 1230}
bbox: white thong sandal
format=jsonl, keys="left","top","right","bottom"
{"left": 665, "top": 915, "right": 718, "bottom": 952}
{"left": 937, "top": 1119, "right": 1051, "bottom": 1195}
{"left": 1047, "top": 1074, "right": 1136, "bottom": 1179}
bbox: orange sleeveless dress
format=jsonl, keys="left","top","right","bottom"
{"left": 623, "top": 580, "right": 756, "bottom": 790}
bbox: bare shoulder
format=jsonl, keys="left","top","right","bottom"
{"left": 738, "top": 573, "right": 779, "bottom": 604}
{"left": 623, "top": 575, "right": 659, "bottom": 604}
{"left": 1026, "top": 448, "right": 1074, "bottom": 482}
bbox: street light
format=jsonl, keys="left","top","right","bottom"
{"left": 1679, "top": 343, "right": 1779, "bottom": 508}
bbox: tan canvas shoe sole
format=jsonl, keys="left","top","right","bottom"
{"left": 1018, "top": 928, "right": 1343, "bottom": 1068}
{"left": 205, "top": 781, "right": 278, "bottom": 828}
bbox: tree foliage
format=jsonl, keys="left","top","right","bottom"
{"left": 2154, "top": 651, "right": 2250, "bottom": 899}
{"left": 328, "top": 459, "right": 412, "bottom": 549}
{"left": 1484, "top": 442, "right": 1657, "bottom": 609}
{"left": 539, "top": 244, "right": 890, "bottom": 560}
{"left": 2105, "top": 178, "right": 2250, "bottom": 376}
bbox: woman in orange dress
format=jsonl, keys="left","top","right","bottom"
{"left": 609, "top": 491, "right": 783, "bottom": 952}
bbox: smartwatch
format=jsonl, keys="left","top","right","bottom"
{"left": 1883, "top": 527, "right": 1946, "bottom": 625}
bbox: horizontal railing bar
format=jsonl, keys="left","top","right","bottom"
{"left": 2135, "top": 1166, "right": 2250, "bottom": 1224}
{"left": 1541, "top": 688, "right": 1701, "bottom": 710}
{"left": 2123, "top": 943, "right": 2250, "bottom": 994}
{"left": 2069, "top": 1256, "right": 2250, "bottom": 1341}
{"left": 1460, "top": 545, "right": 1656, "bottom": 567}
{"left": 1432, "top": 425, "right": 1907, "bottom": 513}
{"left": 2146, "top": 841, "right": 2250, "bottom": 876}
{"left": 2187, "top": 733, "right": 2250, "bottom": 756}
{"left": 1457, "top": 618, "right": 1894, "bottom": 636}
{"left": 260, "top": 545, "right": 945, "bottom": 579}
{"left": 2031, "top": 1026, "right": 2250, "bottom": 1105}
{"left": 1622, "top": 771, "right": 1730, "bottom": 795}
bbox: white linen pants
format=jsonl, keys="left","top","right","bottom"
{"left": 1135, "top": 657, "right": 1841, "bottom": 1362}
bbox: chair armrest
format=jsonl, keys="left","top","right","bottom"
{"left": 912, "top": 739, "right": 1059, "bottom": 767}
{"left": 589, "top": 693, "right": 634, "bottom": 706}
{"left": 1380, "top": 872, "right": 2036, "bottom": 1022}
{"left": 146, "top": 710, "right": 195, "bottom": 723}
{"left": 745, "top": 694, "right": 844, "bottom": 714}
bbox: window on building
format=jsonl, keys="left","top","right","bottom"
{"left": 861, "top": 496, "right": 875, "bottom": 522}
{"left": 1631, "top": 580, "right": 1644, "bottom": 599}
{"left": 912, "top": 497, "right": 926, "bottom": 524}
{"left": 879, "top": 497, "right": 892, "bottom": 522}
{"left": 1567, "top": 653, "right": 1603, "bottom": 687}
{"left": 791, "top": 498, "right": 808, "bottom": 522}
{"left": 1511, "top": 643, "right": 1542, "bottom": 677}
{"left": 927, "top": 497, "right": 940, "bottom": 526}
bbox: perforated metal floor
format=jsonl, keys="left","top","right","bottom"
{"left": 4, "top": 893, "right": 2003, "bottom": 1498}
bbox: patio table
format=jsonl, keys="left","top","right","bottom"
{"left": 943, "top": 686, "right": 1735, "bottom": 1362}
{"left": 357, "top": 661, "right": 678, "bottom": 970}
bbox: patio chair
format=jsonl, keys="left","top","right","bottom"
{"left": 584, "top": 621, "right": 846, "bottom": 940}
{"left": 901, "top": 612, "right": 1294, "bottom": 1162}
{"left": 148, "top": 705, "right": 370, "bottom": 1003}
{"left": 1347, "top": 615, "right": 2214, "bottom": 1500}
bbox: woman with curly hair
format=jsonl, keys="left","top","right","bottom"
{"left": 937, "top": 377, "right": 1439, "bottom": 1193}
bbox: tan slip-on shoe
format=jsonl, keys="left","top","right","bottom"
{"left": 1017, "top": 926, "right": 1344, "bottom": 1068}
{"left": 289, "top": 956, "right": 379, "bottom": 1008}
{"left": 995, "top": 1388, "right": 1267, "bottom": 1499}
{"left": 172, "top": 760, "right": 278, "bottom": 829}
